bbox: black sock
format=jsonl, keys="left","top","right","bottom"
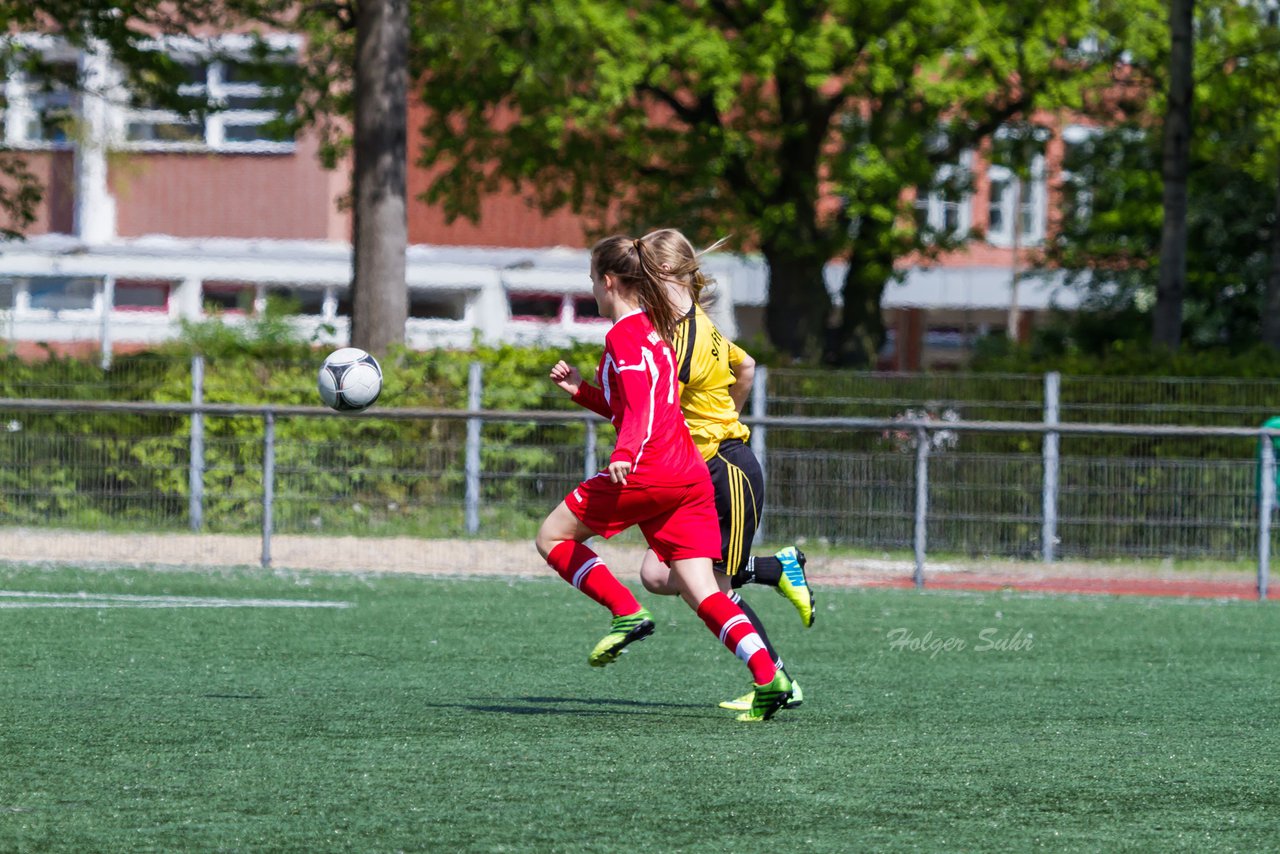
{"left": 732, "top": 592, "right": 781, "bottom": 667}
{"left": 744, "top": 555, "right": 783, "bottom": 587}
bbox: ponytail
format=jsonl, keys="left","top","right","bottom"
{"left": 590, "top": 235, "right": 682, "bottom": 343}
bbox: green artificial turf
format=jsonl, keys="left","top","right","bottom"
{"left": 1, "top": 564, "right": 1278, "bottom": 852}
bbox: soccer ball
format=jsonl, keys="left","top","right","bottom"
{"left": 318, "top": 347, "right": 383, "bottom": 412}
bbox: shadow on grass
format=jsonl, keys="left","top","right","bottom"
{"left": 423, "top": 695, "right": 710, "bottom": 717}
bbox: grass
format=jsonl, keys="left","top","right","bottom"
{"left": 1, "top": 563, "right": 1278, "bottom": 852}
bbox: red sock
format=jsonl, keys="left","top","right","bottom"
{"left": 546, "top": 541, "right": 641, "bottom": 617}
{"left": 695, "top": 592, "right": 777, "bottom": 684}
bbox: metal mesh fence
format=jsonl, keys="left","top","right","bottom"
{"left": 3, "top": 362, "right": 1279, "bottom": 585}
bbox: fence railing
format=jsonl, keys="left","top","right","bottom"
{"left": 2, "top": 395, "right": 1277, "bottom": 599}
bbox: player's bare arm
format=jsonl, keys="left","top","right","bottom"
{"left": 729, "top": 350, "right": 756, "bottom": 414}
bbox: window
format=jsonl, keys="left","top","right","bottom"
{"left": 409, "top": 290, "right": 466, "bottom": 320}
{"left": 263, "top": 284, "right": 325, "bottom": 316}
{"left": 0, "top": 279, "right": 14, "bottom": 309}
{"left": 2, "top": 36, "right": 295, "bottom": 151}
{"left": 572, "top": 297, "right": 603, "bottom": 321}
{"left": 914, "top": 154, "right": 973, "bottom": 239}
{"left": 121, "top": 41, "right": 294, "bottom": 152}
{"left": 28, "top": 277, "right": 96, "bottom": 312}
{"left": 510, "top": 293, "right": 565, "bottom": 322}
{"left": 1059, "top": 125, "right": 1099, "bottom": 224}
{"left": 986, "top": 164, "right": 1046, "bottom": 246}
{"left": 1, "top": 53, "right": 78, "bottom": 146}
{"left": 986, "top": 126, "right": 1049, "bottom": 247}
{"left": 202, "top": 282, "right": 256, "bottom": 314}
{"left": 123, "top": 58, "right": 205, "bottom": 144}
{"left": 114, "top": 279, "right": 171, "bottom": 311}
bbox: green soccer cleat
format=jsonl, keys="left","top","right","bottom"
{"left": 588, "top": 608, "right": 655, "bottom": 667}
{"left": 774, "top": 546, "right": 815, "bottom": 628}
{"left": 718, "top": 677, "right": 804, "bottom": 712}
{"left": 736, "top": 670, "right": 794, "bottom": 722}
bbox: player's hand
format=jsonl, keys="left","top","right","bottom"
{"left": 607, "top": 460, "right": 631, "bottom": 484}
{"left": 549, "top": 360, "right": 582, "bottom": 396}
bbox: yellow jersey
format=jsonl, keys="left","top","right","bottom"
{"left": 670, "top": 303, "right": 752, "bottom": 461}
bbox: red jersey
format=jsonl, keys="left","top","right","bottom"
{"left": 571, "top": 309, "right": 706, "bottom": 485}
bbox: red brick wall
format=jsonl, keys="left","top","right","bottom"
{"left": 5, "top": 150, "right": 75, "bottom": 235}
{"left": 405, "top": 102, "right": 592, "bottom": 249}
{"left": 110, "top": 133, "right": 339, "bottom": 240}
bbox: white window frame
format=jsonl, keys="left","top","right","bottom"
{"left": 1059, "top": 124, "right": 1101, "bottom": 225}
{"left": 985, "top": 127, "right": 1049, "bottom": 248}
{"left": 117, "top": 35, "right": 298, "bottom": 154}
{"left": 3, "top": 34, "right": 297, "bottom": 153}
{"left": 915, "top": 152, "right": 974, "bottom": 239}
{"left": 1, "top": 38, "right": 81, "bottom": 149}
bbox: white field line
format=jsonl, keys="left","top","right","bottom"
{"left": 0, "top": 590, "right": 352, "bottom": 609}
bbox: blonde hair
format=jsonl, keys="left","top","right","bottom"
{"left": 637, "top": 228, "right": 727, "bottom": 304}
{"left": 590, "top": 235, "right": 682, "bottom": 343}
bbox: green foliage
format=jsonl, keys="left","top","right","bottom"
{"left": 974, "top": 335, "right": 1280, "bottom": 380}
{"left": 410, "top": 0, "right": 1149, "bottom": 363}
{"left": 1040, "top": 0, "right": 1280, "bottom": 353}
{"left": 0, "top": 327, "right": 611, "bottom": 535}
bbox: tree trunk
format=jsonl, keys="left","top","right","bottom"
{"left": 828, "top": 217, "right": 894, "bottom": 367}
{"left": 1264, "top": 177, "right": 1280, "bottom": 351}
{"left": 350, "top": 0, "right": 408, "bottom": 357}
{"left": 762, "top": 242, "right": 832, "bottom": 362}
{"left": 1153, "top": 0, "right": 1194, "bottom": 351}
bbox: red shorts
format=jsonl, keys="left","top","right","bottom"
{"left": 565, "top": 473, "right": 722, "bottom": 565}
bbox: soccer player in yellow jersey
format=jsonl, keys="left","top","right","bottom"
{"left": 633, "top": 228, "right": 815, "bottom": 712}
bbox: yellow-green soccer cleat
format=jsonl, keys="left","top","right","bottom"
{"left": 774, "top": 546, "right": 815, "bottom": 628}
{"left": 588, "top": 608, "right": 655, "bottom": 667}
{"left": 718, "top": 678, "right": 803, "bottom": 712}
{"left": 735, "top": 670, "right": 794, "bottom": 722}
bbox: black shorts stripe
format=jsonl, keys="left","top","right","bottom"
{"left": 706, "top": 439, "right": 764, "bottom": 576}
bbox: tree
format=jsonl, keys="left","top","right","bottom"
{"left": 1043, "top": 0, "right": 1280, "bottom": 354}
{"left": 409, "top": 0, "right": 1144, "bottom": 364}
{"left": 1153, "top": 0, "right": 1195, "bottom": 350}
{"left": 349, "top": 0, "right": 408, "bottom": 355}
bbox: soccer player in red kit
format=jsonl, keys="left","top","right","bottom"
{"left": 535, "top": 235, "right": 793, "bottom": 722}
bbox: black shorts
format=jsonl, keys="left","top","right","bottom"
{"left": 705, "top": 439, "right": 764, "bottom": 576}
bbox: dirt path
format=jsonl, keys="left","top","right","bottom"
{"left": 0, "top": 529, "right": 1270, "bottom": 600}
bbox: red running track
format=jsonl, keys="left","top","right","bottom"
{"left": 860, "top": 574, "right": 1273, "bottom": 600}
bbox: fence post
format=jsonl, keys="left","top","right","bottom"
{"left": 189, "top": 356, "right": 205, "bottom": 531}
{"left": 99, "top": 275, "right": 114, "bottom": 371}
{"left": 913, "top": 426, "right": 930, "bottom": 589}
{"left": 261, "top": 409, "right": 275, "bottom": 569}
{"left": 584, "top": 418, "right": 597, "bottom": 479}
{"left": 751, "top": 364, "right": 768, "bottom": 543}
{"left": 465, "top": 361, "right": 483, "bottom": 535}
{"left": 1259, "top": 433, "right": 1275, "bottom": 601}
{"left": 1043, "top": 371, "right": 1060, "bottom": 563}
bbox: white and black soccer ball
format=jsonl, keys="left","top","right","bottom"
{"left": 318, "top": 347, "right": 383, "bottom": 412}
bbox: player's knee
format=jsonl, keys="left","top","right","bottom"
{"left": 534, "top": 521, "right": 561, "bottom": 561}
{"left": 639, "top": 560, "right": 676, "bottom": 596}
